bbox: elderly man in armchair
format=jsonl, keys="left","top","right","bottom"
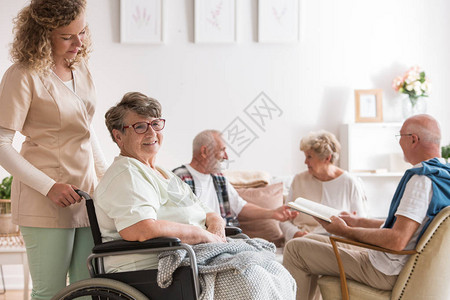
{"left": 94, "top": 92, "right": 296, "bottom": 300}
{"left": 173, "top": 129, "right": 297, "bottom": 226}
{"left": 283, "top": 114, "right": 450, "bottom": 300}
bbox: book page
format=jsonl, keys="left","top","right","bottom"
{"left": 287, "top": 197, "right": 341, "bottom": 223}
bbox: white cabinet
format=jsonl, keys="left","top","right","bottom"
{"left": 339, "top": 123, "right": 409, "bottom": 218}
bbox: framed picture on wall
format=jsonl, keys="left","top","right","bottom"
{"left": 120, "top": 0, "right": 163, "bottom": 44}
{"left": 195, "top": 0, "right": 236, "bottom": 43}
{"left": 258, "top": 0, "right": 300, "bottom": 43}
{"left": 355, "top": 89, "right": 383, "bottom": 122}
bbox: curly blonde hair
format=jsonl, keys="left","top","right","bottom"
{"left": 300, "top": 130, "right": 341, "bottom": 164}
{"left": 10, "top": 0, "right": 91, "bottom": 73}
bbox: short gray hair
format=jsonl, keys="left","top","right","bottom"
{"left": 403, "top": 114, "right": 441, "bottom": 145}
{"left": 192, "top": 130, "right": 221, "bottom": 155}
{"left": 300, "top": 130, "right": 341, "bottom": 164}
{"left": 105, "top": 92, "right": 162, "bottom": 144}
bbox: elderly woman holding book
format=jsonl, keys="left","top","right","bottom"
{"left": 280, "top": 130, "right": 367, "bottom": 241}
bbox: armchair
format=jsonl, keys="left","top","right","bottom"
{"left": 318, "top": 206, "right": 450, "bottom": 300}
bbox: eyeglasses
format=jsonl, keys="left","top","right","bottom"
{"left": 123, "top": 119, "right": 166, "bottom": 134}
{"left": 395, "top": 133, "right": 419, "bottom": 142}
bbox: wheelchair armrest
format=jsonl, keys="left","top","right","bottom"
{"left": 92, "top": 227, "right": 242, "bottom": 254}
{"left": 225, "top": 226, "right": 242, "bottom": 236}
{"left": 92, "top": 237, "right": 181, "bottom": 254}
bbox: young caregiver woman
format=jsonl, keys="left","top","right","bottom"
{"left": 0, "top": 0, "right": 107, "bottom": 298}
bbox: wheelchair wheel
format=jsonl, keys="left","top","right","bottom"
{"left": 52, "top": 278, "right": 149, "bottom": 300}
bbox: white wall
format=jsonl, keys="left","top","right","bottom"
{"left": 1, "top": 0, "right": 450, "bottom": 288}
{"left": 1, "top": 0, "right": 449, "bottom": 181}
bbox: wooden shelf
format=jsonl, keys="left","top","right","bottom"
{"left": 340, "top": 123, "right": 405, "bottom": 218}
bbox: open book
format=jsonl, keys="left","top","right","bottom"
{"left": 287, "top": 197, "right": 341, "bottom": 223}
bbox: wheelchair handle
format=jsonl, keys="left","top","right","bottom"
{"left": 74, "top": 189, "right": 92, "bottom": 201}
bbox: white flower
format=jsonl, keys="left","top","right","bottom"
{"left": 405, "top": 72, "right": 419, "bottom": 84}
{"left": 406, "top": 84, "right": 414, "bottom": 91}
{"left": 422, "top": 82, "right": 431, "bottom": 94}
{"left": 414, "top": 85, "right": 422, "bottom": 95}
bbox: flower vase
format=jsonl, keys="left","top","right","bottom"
{"left": 402, "top": 96, "right": 427, "bottom": 119}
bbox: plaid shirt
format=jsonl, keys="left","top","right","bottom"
{"left": 173, "top": 165, "right": 232, "bottom": 220}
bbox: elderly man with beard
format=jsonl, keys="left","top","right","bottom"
{"left": 173, "top": 130, "right": 296, "bottom": 226}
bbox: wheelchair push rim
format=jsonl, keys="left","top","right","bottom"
{"left": 51, "top": 278, "right": 149, "bottom": 300}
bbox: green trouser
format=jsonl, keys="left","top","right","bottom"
{"left": 20, "top": 226, "right": 94, "bottom": 300}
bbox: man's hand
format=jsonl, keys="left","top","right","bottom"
{"left": 47, "top": 183, "right": 81, "bottom": 208}
{"left": 339, "top": 211, "right": 360, "bottom": 227}
{"left": 272, "top": 205, "right": 299, "bottom": 221}
{"left": 315, "top": 215, "right": 349, "bottom": 236}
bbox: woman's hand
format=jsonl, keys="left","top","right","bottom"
{"left": 205, "top": 212, "right": 226, "bottom": 242}
{"left": 207, "top": 223, "right": 226, "bottom": 242}
{"left": 293, "top": 230, "right": 308, "bottom": 238}
{"left": 47, "top": 183, "right": 81, "bottom": 208}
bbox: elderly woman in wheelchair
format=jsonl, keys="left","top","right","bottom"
{"left": 53, "top": 92, "right": 296, "bottom": 300}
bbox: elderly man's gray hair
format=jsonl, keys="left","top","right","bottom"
{"left": 404, "top": 114, "right": 441, "bottom": 145}
{"left": 192, "top": 130, "right": 222, "bottom": 155}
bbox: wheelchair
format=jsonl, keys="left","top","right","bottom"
{"left": 52, "top": 190, "right": 243, "bottom": 300}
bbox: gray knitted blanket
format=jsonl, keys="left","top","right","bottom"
{"left": 157, "top": 237, "right": 296, "bottom": 300}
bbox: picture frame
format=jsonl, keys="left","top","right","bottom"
{"left": 120, "top": 0, "right": 163, "bottom": 44}
{"left": 194, "top": 0, "right": 236, "bottom": 43}
{"left": 258, "top": 0, "right": 300, "bottom": 43}
{"left": 355, "top": 89, "right": 383, "bottom": 122}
